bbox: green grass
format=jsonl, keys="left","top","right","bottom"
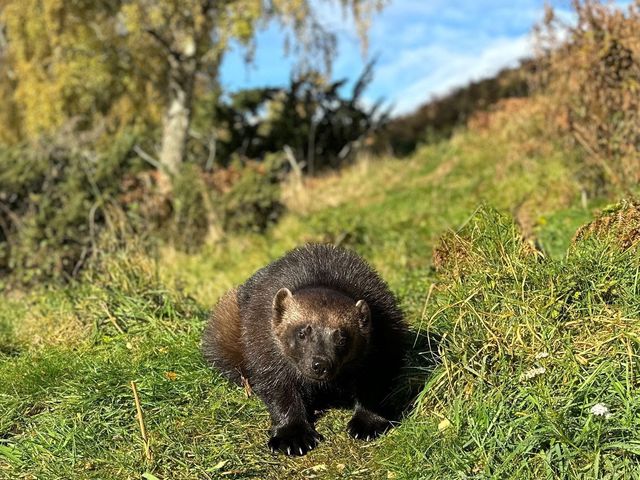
{"left": 2, "top": 125, "right": 638, "bottom": 479}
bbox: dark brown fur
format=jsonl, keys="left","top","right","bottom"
{"left": 202, "top": 244, "right": 407, "bottom": 455}
{"left": 201, "top": 288, "right": 245, "bottom": 384}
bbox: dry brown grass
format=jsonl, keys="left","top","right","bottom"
{"left": 573, "top": 198, "right": 640, "bottom": 249}
{"left": 280, "top": 153, "right": 415, "bottom": 215}
{"left": 535, "top": 0, "right": 640, "bottom": 189}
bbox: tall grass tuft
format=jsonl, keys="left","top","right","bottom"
{"left": 384, "top": 205, "right": 640, "bottom": 478}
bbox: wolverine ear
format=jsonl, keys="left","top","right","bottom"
{"left": 272, "top": 288, "right": 293, "bottom": 325}
{"left": 355, "top": 299, "right": 370, "bottom": 330}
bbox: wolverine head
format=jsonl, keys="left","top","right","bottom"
{"left": 271, "top": 287, "right": 371, "bottom": 382}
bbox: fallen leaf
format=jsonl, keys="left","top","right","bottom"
{"left": 438, "top": 418, "right": 451, "bottom": 432}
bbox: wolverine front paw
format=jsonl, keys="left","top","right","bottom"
{"left": 268, "top": 423, "right": 323, "bottom": 456}
{"left": 347, "top": 410, "right": 392, "bottom": 441}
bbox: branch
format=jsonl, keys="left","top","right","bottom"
{"left": 144, "top": 28, "right": 182, "bottom": 63}
{"left": 283, "top": 145, "right": 304, "bottom": 180}
{"left": 133, "top": 145, "right": 165, "bottom": 172}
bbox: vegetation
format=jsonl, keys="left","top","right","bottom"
{"left": 0, "top": 131, "right": 144, "bottom": 283}
{"left": 2, "top": 0, "right": 640, "bottom": 479}
{"left": 535, "top": 0, "right": 640, "bottom": 190}
{"left": 191, "top": 62, "right": 386, "bottom": 173}
{"left": 3, "top": 95, "right": 636, "bottom": 476}
{"left": 0, "top": 67, "right": 383, "bottom": 283}
{"left": 0, "top": 0, "right": 383, "bottom": 178}
{"left": 382, "top": 61, "right": 533, "bottom": 156}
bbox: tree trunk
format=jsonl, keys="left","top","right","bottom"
{"left": 158, "top": 61, "right": 196, "bottom": 179}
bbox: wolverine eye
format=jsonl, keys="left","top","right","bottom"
{"left": 298, "top": 326, "right": 310, "bottom": 339}
{"left": 334, "top": 329, "right": 348, "bottom": 347}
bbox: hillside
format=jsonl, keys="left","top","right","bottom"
{"left": 3, "top": 95, "right": 640, "bottom": 479}
{"left": 381, "top": 60, "right": 533, "bottom": 156}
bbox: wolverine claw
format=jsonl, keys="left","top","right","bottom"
{"left": 268, "top": 424, "right": 322, "bottom": 456}
{"left": 347, "top": 410, "right": 392, "bottom": 441}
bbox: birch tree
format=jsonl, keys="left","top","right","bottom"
{"left": 1, "top": 0, "right": 385, "bottom": 183}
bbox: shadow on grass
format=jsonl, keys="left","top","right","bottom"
{"left": 386, "top": 328, "right": 441, "bottom": 421}
{"left": 0, "top": 343, "right": 21, "bottom": 358}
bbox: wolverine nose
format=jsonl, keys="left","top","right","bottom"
{"left": 311, "top": 357, "right": 332, "bottom": 376}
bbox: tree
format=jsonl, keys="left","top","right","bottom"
{"left": 121, "top": 0, "right": 385, "bottom": 180}
{"left": 0, "top": 0, "right": 129, "bottom": 138}
{"left": 0, "top": 19, "right": 21, "bottom": 144}
{"left": 191, "top": 61, "right": 387, "bottom": 173}
{"left": 0, "top": 0, "right": 166, "bottom": 140}
{"left": 0, "top": 0, "right": 385, "bottom": 181}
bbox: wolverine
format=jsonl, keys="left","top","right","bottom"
{"left": 202, "top": 243, "right": 407, "bottom": 455}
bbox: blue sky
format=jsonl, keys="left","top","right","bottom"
{"left": 218, "top": 1, "right": 579, "bottom": 116}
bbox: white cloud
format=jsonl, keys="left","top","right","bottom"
{"left": 389, "top": 34, "right": 532, "bottom": 115}
{"left": 220, "top": 0, "right": 631, "bottom": 115}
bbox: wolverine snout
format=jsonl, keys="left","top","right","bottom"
{"left": 311, "top": 356, "right": 333, "bottom": 376}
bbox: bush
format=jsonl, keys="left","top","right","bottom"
{"left": 171, "top": 164, "right": 212, "bottom": 249}
{"left": 535, "top": 1, "right": 640, "bottom": 190}
{"left": 190, "top": 63, "right": 386, "bottom": 174}
{"left": 216, "top": 154, "right": 285, "bottom": 234}
{"left": 0, "top": 131, "right": 142, "bottom": 284}
{"left": 0, "top": 129, "right": 291, "bottom": 282}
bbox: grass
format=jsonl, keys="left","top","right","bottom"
{"left": 1, "top": 118, "right": 638, "bottom": 479}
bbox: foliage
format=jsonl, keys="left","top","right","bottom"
{"left": 170, "top": 164, "right": 214, "bottom": 248}
{"left": 0, "top": 0, "right": 139, "bottom": 138}
{"left": 0, "top": 35, "right": 20, "bottom": 144}
{"left": 535, "top": 0, "right": 640, "bottom": 190}
{"left": 169, "top": 155, "right": 286, "bottom": 244}
{"left": 0, "top": 135, "right": 290, "bottom": 281}
{"left": 381, "top": 61, "right": 533, "bottom": 156}
{"left": 216, "top": 154, "right": 286, "bottom": 233}
{"left": 191, "top": 63, "right": 386, "bottom": 173}
{"left": 0, "top": 0, "right": 385, "bottom": 173}
{"left": 0, "top": 130, "right": 144, "bottom": 284}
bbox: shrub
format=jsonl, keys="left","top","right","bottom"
{"left": 190, "top": 63, "right": 386, "bottom": 174}
{"left": 0, "top": 131, "right": 142, "bottom": 283}
{"left": 535, "top": 1, "right": 640, "bottom": 190}
{"left": 216, "top": 154, "right": 286, "bottom": 234}
{"left": 0, "top": 130, "right": 290, "bottom": 282}
{"left": 171, "top": 164, "right": 212, "bottom": 249}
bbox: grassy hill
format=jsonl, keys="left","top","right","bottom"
{"left": 2, "top": 100, "right": 640, "bottom": 479}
